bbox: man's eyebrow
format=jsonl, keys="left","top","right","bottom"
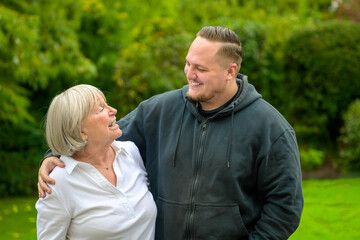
{"left": 186, "top": 59, "right": 208, "bottom": 69}
{"left": 194, "top": 63, "right": 208, "bottom": 69}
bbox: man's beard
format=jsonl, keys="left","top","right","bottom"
{"left": 186, "top": 89, "right": 212, "bottom": 103}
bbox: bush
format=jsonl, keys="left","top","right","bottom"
{"left": 300, "top": 148, "right": 325, "bottom": 171}
{"left": 338, "top": 99, "right": 360, "bottom": 172}
{"left": 112, "top": 18, "right": 192, "bottom": 115}
{"left": 0, "top": 123, "right": 46, "bottom": 197}
{"left": 283, "top": 20, "right": 360, "bottom": 143}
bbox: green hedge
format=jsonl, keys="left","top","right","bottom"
{"left": 300, "top": 148, "right": 325, "bottom": 171}
{"left": 283, "top": 20, "right": 360, "bottom": 143}
{"left": 0, "top": 124, "right": 45, "bottom": 197}
{"left": 338, "top": 99, "right": 360, "bottom": 172}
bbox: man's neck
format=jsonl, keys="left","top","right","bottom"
{"left": 198, "top": 82, "right": 240, "bottom": 117}
{"left": 200, "top": 81, "right": 239, "bottom": 111}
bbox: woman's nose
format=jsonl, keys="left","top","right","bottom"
{"left": 108, "top": 105, "right": 117, "bottom": 115}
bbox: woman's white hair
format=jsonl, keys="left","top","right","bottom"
{"left": 45, "top": 84, "right": 105, "bottom": 156}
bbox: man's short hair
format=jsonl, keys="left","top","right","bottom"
{"left": 45, "top": 84, "right": 105, "bottom": 156}
{"left": 197, "top": 26, "right": 242, "bottom": 70}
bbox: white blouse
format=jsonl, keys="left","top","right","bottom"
{"left": 36, "top": 141, "right": 157, "bottom": 240}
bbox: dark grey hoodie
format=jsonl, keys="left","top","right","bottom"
{"left": 118, "top": 73, "right": 303, "bottom": 240}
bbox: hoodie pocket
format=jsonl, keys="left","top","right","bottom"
{"left": 156, "top": 197, "right": 249, "bottom": 240}
{"left": 156, "top": 197, "right": 188, "bottom": 240}
{"left": 193, "top": 203, "right": 249, "bottom": 239}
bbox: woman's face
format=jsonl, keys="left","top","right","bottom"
{"left": 81, "top": 97, "right": 122, "bottom": 145}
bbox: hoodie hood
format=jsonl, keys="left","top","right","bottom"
{"left": 175, "top": 73, "right": 262, "bottom": 167}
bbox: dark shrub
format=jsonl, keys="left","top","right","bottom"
{"left": 338, "top": 99, "right": 360, "bottom": 172}
{"left": 283, "top": 20, "right": 360, "bottom": 143}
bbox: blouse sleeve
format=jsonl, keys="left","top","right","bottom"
{"left": 36, "top": 190, "right": 71, "bottom": 240}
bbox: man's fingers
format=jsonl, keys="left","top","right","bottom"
{"left": 54, "top": 158, "right": 66, "bottom": 168}
{"left": 46, "top": 157, "right": 66, "bottom": 168}
{"left": 37, "top": 182, "right": 46, "bottom": 198}
{"left": 40, "top": 170, "right": 55, "bottom": 185}
{"left": 40, "top": 157, "right": 65, "bottom": 184}
{"left": 37, "top": 156, "right": 65, "bottom": 196}
{"left": 38, "top": 174, "right": 52, "bottom": 195}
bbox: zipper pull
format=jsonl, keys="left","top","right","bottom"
{"left": 202, "top": 122, "right": 207, "bottom": 131}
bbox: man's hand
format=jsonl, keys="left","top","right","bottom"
{"left": 38, "top": 157, "right": 65, "bottom": 198}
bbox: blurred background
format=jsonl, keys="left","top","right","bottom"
{"left": 0, "top": 0, "right": 360, "bottom": 239}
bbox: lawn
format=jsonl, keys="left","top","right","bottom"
{"left": 290, "top": 177, "right": 360, "bottom": 240}
{"left": 0, "top": 177, "right": 360, "bottom": 239}
{"left": 0, "top": 197, "right": 37, "bottom": 240}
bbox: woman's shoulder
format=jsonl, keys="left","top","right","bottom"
{"left": 49, "top": 165, "right": 70, "bottom": 185}
{"left": 113, "top": 140, "right": 137, "bottom": 150}
{"left": 49, "top": 156, "right": 76, "bottom": 188}
{"left": 112, "top": 141, "right": 143, "bottom": 164}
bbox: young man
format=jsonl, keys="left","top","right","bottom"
{"left": 39, "top": 26, "right": 303, "bottom": 239}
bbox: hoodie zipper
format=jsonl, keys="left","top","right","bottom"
{"left": 186, "top": 120, "right": 208, "bottom": 239}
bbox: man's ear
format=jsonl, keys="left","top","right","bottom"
{"left": 227, "top": 63, "right": 238, "bottom": 80}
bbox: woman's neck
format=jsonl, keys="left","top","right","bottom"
{"left": 73, "top": 141, "right": 117, "bottom": 186}
{"left": 73, "top": 141, "right": 114, "bottom": 168}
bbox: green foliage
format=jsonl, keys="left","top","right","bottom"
{"left": 0, "top": 0, "right": 97, "bottom": 125}
{"left": 300, "top": 148, "right": 325, "bottom": 170}
{"left": 0, "top": 4, "right": 40, "bottom": 124}
{"left": 112, "top": 18, "right": 192, "bottom": 114}
{"left": 283, "top": 20, "right": 360, "bottom": 143}
{"left": 0, "top": 123, "right": 46, "bottom": 197}
{"left": 77, "top": 0, "right": 128, "bottom": 93}
{"left": 338, "top": 99, "right": 360, "bottom": 172}
{"left": 0, "top": 1, "right": 99, "bottom": 197}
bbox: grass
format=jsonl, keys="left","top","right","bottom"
{"left": 0, "top": 197, "right": 37, "bottom": 240}
{"left": 0, "top": 178, "right": 360, "bottom": 239}
{"left": 290, "top": 177, "right": 360, "bottom": 240}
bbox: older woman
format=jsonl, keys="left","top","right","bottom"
{"left": 36, "top": 84, "right": 157, "bottom": 240}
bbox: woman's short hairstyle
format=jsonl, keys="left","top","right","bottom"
{"left": 45, "top": 84, "right": 105, "bottom": 156}
{"left": 197, "top": 26, "right": 242, "bottom": 70}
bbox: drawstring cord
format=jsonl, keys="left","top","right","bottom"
{"left": 173, "top": 99, "right": 188, "bottom": 167}
{"left": 172, "top": 99, "right": 235, "bottom": 168}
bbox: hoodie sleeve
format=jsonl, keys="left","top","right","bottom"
{"left": 39, "top": 149, "right": 60, "bottom": 167}
{"left": 250, "top": 129, "right": 304, "bottom": 240}
{"left": 117, "top": 104, "right": 147, "bottom": 163}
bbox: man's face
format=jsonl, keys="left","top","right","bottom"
{"left": 184, "top": 37, "right": 230, "bottom": 110}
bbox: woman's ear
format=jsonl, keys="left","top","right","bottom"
{"left": 81, "top": 131, "right": 88, "bottom": 141}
